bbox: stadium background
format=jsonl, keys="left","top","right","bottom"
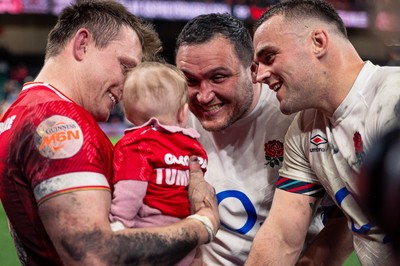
{"left": 1, "top": 0, "right": 399, "bottom": 265}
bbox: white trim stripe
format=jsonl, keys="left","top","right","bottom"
{"left": 33, "top": 172, "right": 110, "bottom": 204}
{"left": 22, "top": 82, "right": 71, "bottom": 102}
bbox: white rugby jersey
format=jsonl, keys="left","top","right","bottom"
{"left": 190, "top": 85, "right": 323, "bottom": 265}
{"left": 279, "top": 61, "right": 400, "bottom": 264}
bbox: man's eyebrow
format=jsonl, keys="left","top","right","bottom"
{"left": 255, "top": 46, "right": 268, "bottom": 59}
{"left": 121, "top": 57, "right": 138, "bottom": 69}
{"left": 210, "top": 66, "right": 229, "bottom": 73}
{"left": 181, "top": 67, "right": 230, "bottom": 77}
{"left": 180, "top": 69, "right": 196, "bottom": 77}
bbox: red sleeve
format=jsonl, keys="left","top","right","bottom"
{"left": 8, "top": 97, "right": 113, "bottom": 204}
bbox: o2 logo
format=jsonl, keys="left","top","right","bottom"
{"left": 217, "top": 190, "right": 258, "bottom": 234}
{"left": 335, "top": 187, "right": 372, "bottom": 235}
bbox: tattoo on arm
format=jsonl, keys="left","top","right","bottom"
{"left": 59, "top": 228, "right": 198, "bottom": 265}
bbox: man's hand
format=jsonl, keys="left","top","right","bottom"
{"left": 188, "top": 156, "right": 219, "bottom": 236}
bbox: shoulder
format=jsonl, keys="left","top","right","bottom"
{"left": 116, "top": 127, "right": 153, "bottom": 147}
{"left": 285, "top": 110, "right": 322, "bottom": 147}
{"left": 375, "top": 67, "right": 400, "bottom": 96}
{"left": 20, "top": 84, "right": 97, "bottom": 129}
{"left": 367, "top": 66, "right": 400, "bottom": 116}
{"left": 367, "top": 65, "right": 400, "bottom": 97}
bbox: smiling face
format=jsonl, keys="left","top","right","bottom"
{"left": 81, "top": 26, "right": 142, "bottom": 122}
{"left": 253, "top": 15, "right": 321, "bottom": 115}
{"left": 176, "top": 36, "right": 254, "bottom": 132}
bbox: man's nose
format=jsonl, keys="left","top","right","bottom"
{"left": 256, "top": 64, "right": 271, "bottom": 84}
{"left": 196, "top": 81, "right": 215, "bottom": 104}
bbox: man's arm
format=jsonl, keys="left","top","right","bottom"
{"left": 39, "top": 157, "right": 218, "bottom": 265}
{"left": 246, "top": 188, "right": 317, "bottom": 265}
{"left": 297, "top": 209, "right": 353, "bottom": 266}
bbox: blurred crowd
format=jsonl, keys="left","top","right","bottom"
{"left": 0, "top": 52, "right": 33, "bottom": 119}
{"left": 146, "top": 0, "right": 368, "bottom": 10}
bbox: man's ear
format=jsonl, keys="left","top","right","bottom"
{"left": 178, "top": 103, "right": 189, "bottom": 127}
{"left": 311, "top": 29, "right": 328, "bottom": 59}
{"left": 250, "top": 62, "right": 258, "bottom": 84}
{"left": 73, "top": 28, "right": 90, "bottom": 61}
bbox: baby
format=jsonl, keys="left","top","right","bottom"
{"left": 109, "top": 61, "right": 208, "bottom": 266}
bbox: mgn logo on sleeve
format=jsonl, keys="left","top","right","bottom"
{"left": 34, "top": 115, "right": 83, "bottom": 159}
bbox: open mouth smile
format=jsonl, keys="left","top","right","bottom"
{"left": 271, "top": 83, "right": 282, "bottom": 92}
{"left": 201, "top": 104, "right": 223, "bottom": 113}
{"left": 108, "top": 90, "right": 118, "bottom": 105}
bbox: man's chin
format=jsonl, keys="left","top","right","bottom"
{"left": 95, "top": 112, "right": 110, "bottom": 123}
{"left": 280, "top": 109, "right": 293, "bottom": 115}
{"left": 200, "top": 119, "right": 231, "bottom": 132}
{"left": 280, "top": 104, "right": 296, "bottom": 115}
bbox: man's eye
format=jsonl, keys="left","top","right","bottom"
{"left": 121, "top": 64, "right": 131, "bottom": 75}
{"left": 212, "top": 75, "right": 226, "bottom": 83}
{"left": 264, "top": 53, "right": 275, "bottom": 65}
{"left": 186, "top": 78, "right": 199, "bottom": 86}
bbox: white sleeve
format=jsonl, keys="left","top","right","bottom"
{"left": 279, "top": 113, "right": 321, "bottom": 185}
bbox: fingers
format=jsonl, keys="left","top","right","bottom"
{"left": 188, "top": 156, "right": 205, "bottom": 206}
{"left": 188, "top": 156, "right": 220, "bottom": 234}
{"left": 188, "top": 156, "right": 203, "bottom": 198}
{"left": 189, "top": 156, "right": 202, "bottom": 176}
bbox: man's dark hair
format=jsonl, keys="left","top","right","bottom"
{"left": 254, "top": 0, "right": 347, "bottom": 38}
{"left": 175, "top": 13, "right": 253, "bottom": 67}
